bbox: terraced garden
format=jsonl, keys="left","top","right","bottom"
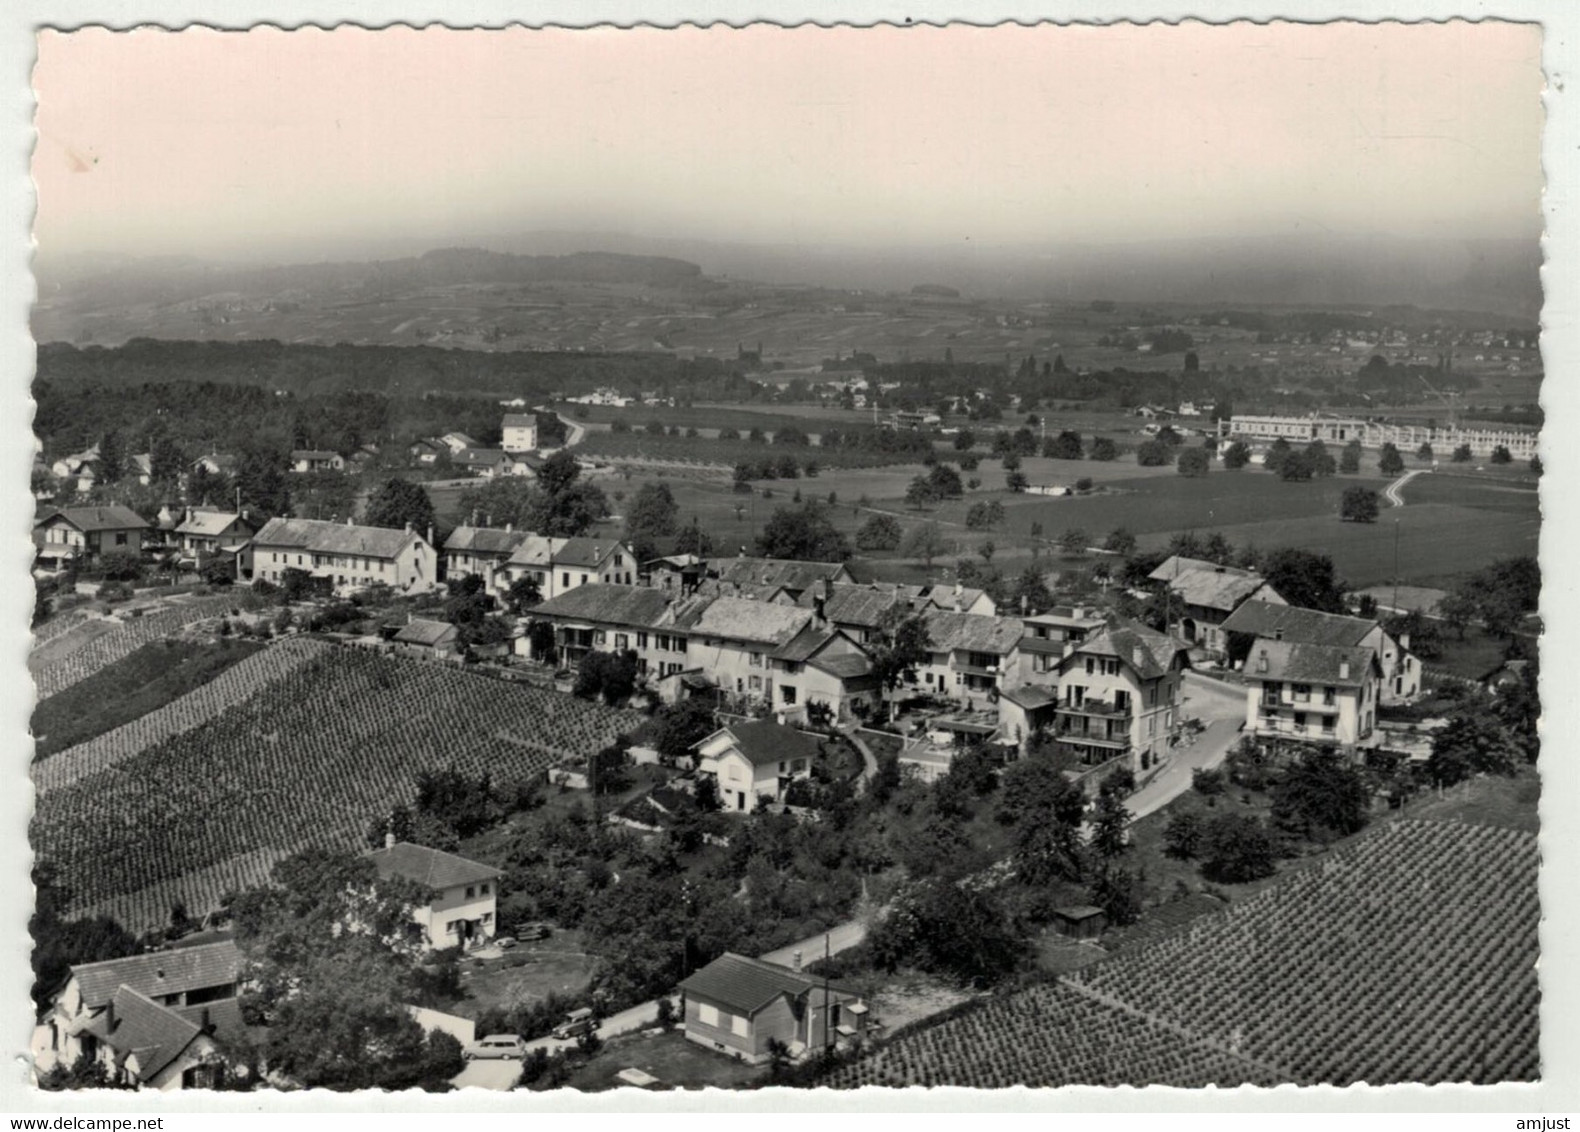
{"left": 31, "top": 648, "right": 643, "bottom": 932}
{"left": 825, "top": 819, "right": 1539, "bottom": 1088}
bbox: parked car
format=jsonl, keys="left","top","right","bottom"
{"left": 517, "top": 922, "right": 551, "bottom": 941}
{"left": 463, "top": 1034, "right": 528, "bottom": 1061}
{"left": 494, "top": 936, "right": 517, "bottom": 950}
{"left": 551, "top": 1008, "right": 597, "bottom": 1040}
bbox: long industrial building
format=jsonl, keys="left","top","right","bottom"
{"left": 1218, "top": 414, "right": 1538, "bottom": 460}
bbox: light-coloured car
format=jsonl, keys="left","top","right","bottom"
{"left": 463, "top": 1034, "right": 528, "bottom": 1061}
{"left": 551, "top": 1008, "right": 597, "bottom": 1040}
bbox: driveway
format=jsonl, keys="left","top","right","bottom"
{"left": 452, "top": 1056, "right": 523, "bottom": 1090}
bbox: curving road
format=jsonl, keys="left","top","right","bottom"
{"left": 1383, "top": 468, "right": 1427, "bottom": 507}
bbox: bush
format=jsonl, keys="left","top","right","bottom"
{"left": 1199, "top": 813, "right": 1279, "bottom": 883}
{"left": 1192, "top": 767, "right": 1226, "bottom": 796}
{"left": 1136, "top": 440, "right": 1170, "bottom": 467}
{"left": 1176, "top": 447, "right": 1210, "bottom": 477}
{"left": 1163, "top": 811, "right": 1205, "bottom": 859}
{"left": 856, "top": 514, "right": 903, "bottom": 552}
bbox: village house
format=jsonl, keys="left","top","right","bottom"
{"left": 1240, "top": 637, "right": 1381, "bottom": 750}
{"left": 243, "top": 517, "right": 438, "bottom": 595}
{"left": 365, "top": 840, "right": 501, "bottom": 952}
{"left": 1149, "top": 556, "right": 1285, "bottom": 658}
{"left": 692, "top": 721, "right": 821, "bottom": 813}
{"left": 290, "top": 449, "right": 346, "bottom": 474}
{"left": 390, "top": 617, "right": 462, "bottom": 660}
{"left": 645, "top": 553, "right": 707, "bottom": 595}
{"left": 173, "top": 508, "right": 258, "bottom": 565}
{"left": 524, "top": 584, "right": 688, "bottom": 676}
{"left": 679, "top": 952, "right": 871, "bottom": 1063}
{"left": 714, "top": 556, "right": 854, "bottom": 602}
{"left": 794, "top": 582, "right": 902, "bottom": 644}
{"left": 1051, "top": 620, "right": 1190, "bottom": 777}
{"left": 1013, "top": 605, "right": 1109, "bottom": 683}
{"left": 442, "top": 525, "right": 532, "bottom": 591}
{"left": 408, "top": 438, "right": 448, "bottom": 466}
{"left": 189, "top": 453, "right": 238, "bottom": 478}
{"left": 501, "top": 412, "right": 539, "bottom": 453}
{"left": 675, "top": 596, "right": 824, "bottom": 713}
{"left": 1221, "top": 600, "right": 1419, "bottom": 705}
{"left": 910, "top": 610, "right": 1027, "bottom": 708}
{"left": 34, "top": 941, "right": 243, "bottom": 1090}
{"left": 453, "top": 448, "right": 514, "bottom": 479}
{"left": 438, "top": 432, "right": 482, "bottom": 455}
{"left": 33, "top": 505, "right": 150, "bottom": 571}
{"left": 499, "top": 536, "right": 637, "bottom": 600}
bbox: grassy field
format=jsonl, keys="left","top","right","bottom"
{"left": 450, "top": 931, "right": 598, "bottom": 1020}
{"left": 565, "top": 1030, "right": 764, "bottom": 1091}
{"left": 31, "top": 637, "right": 266, "bottom": 760}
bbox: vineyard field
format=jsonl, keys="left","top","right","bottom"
{"left": 32, "top": 636, "right": 269, "bottom": 760}
{"left": 31, "top": 648, "right": 644, "bottom": 932}
{"left": 33, "top": 637, "right": 330, "bottom": 795}
{"left": 823, "top": 980, "right": 1284, "bottom": 1088}
{"left": 825, "top": 820, "right": 1538, "bottom": 1088}
{"left": 30, "top": 593, "right": 265, "bottom": 699}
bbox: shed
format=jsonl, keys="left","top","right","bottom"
{"left": 1052, "top": 904, "right": 1108, "bottom": 940}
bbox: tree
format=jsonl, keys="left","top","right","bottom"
{"left": 1009, "top": 566, "right": 1054, "bottom": 615}
{"left": 623, "top": 481, "right": 679, "bottom": 562}
{"left": 573, "top": 651, "right": 639, "bottom": 707}
{"left": 856, "top": 513, "right": 903, "bottom": 551}
{"left": 1277, "top": 448, "right": 1315, "bottom": 482}
{"left": 1490, "top": 445, "right": 1513, "bottom": 465}
{"left": 148, "top": 431, "right": 186, "bottom": 486}
{"left": 1338, "top": 441, "right": 1362, "bottom": 474}
{"left": 869, "top": 879, "right": 1024, "bottom": 988}
{"left": 1221, "top": 440, "right": 1251, "bottom": 470}
{"left": 978, "top": 539, "right": 996, "bottom": 563}
{"left": 1417, "top": 442, "right": 1435, "bottom": 463}
{"left": 649, "top": 699, "right": 717, "bottom": 765}
{"left": 365, "top": 478, "right": 436, "bottom": 535}
{"left": 1530, "top": 454, "right": 1543, "bottom": 476}
{"left": 1199, "top": 813, "right": 1278, "bottom": 883}
{"left": 754, "top": 501, "right": 850, "bottom": 562}
{"left": 1089, "top": 867, "right": 1143, "bottom": 926}
{"left": 1270, "top": 748, "right": 1370, "bottom": 841}
{"left": 1427, "top": 712, "right": 1522, "bottom": 786}
{"left": 1451, "top": 443, "right": 1473, "bottom": 463}
{"left": 1089, "top": 436, "right": 1119, "bottom": 461}
{"left": 536, "top": 449, "right": 582, "bottom": 498}
{"left": 1103, "top": 526, "right": 1137, "bottom": 557}
{"left": 1260, "top": 547, "right": 1347, "bottom": 613}
{"left": 927, "top": 463, "right": 965, "bottom": 498}
{"left": 96, "top": 430, "right": 126, "bottom": 486}
{"left": 1305, "top": 440, "right": 1337, "bottom": 477}
{"left": 1059, "top": 528, "right": 1089, "bottom": 557}
{"left": 867, "top": 606, "right": 932, "bottom": 719}
{"left": 905, "top": 475, "right": 943, "bottom": 511}
{"left": 899, "top": 521, "right": 948, "bottom": 566}
{"left": 1089, "top": 793, "right": 1131, "bottom": 860}
{"left": 1340, "top": 486, "right": 1380, "bottom": 523}
{"left": 1136, "top": 439, "right": 1170, "bottom": 467}
{"left": 964, "top": 500, "right": 1004, "bottom": 530}
{"left": 1163, "top": 811, "right": 1205, "bottom": 859}
{"left": 504, "top": 575, "right": 543, "bottom": 616}
{"left": 953, "top": 428, "right": 976, "bottom": 451}
{"left": 1005, "top": 471, "right": 1029, "bottom": 493}
{"left": 1176, "top": 447, "right": 1210, "bottom": 477}
{"left": 1045, "top": 430, "right": 1084, "bottom": 460}
{"left": 1378, "top": 443, "right": 1405, "bottom": 476}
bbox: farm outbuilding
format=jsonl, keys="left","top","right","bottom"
{"left": 1053, "top": 905, "right": 1109, "bottom": 940}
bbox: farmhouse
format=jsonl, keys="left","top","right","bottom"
{"left": 36, "top": 941, "right": 243, "bottom": 1090}
{"left": 693, "top": 721, "right": 822, "bottom": 813}
{"left": 679, "top": 953, "right": 871, "bottom": 1063}
{"left": 1221, "top": 600, "right": 1419, "bottom": 705}
{"left": 501, "top": 412, "right": 539, "bottom": 453}
{"left": 453, "top": 448, "right": 514, "bottom": 479}
{"left": 675, "top": 596, "right": 822, "bottom": 712}
{"left": 33, "top": 505, "right": 150, "bottom": 570}
{"left": 1148, "top": 556, "right": 1284, "bottom": 658}
{"left": 244, "top": 517, "right": 439, "bottom": 595}
{"left": 174, "top": 508, "right": 258, "bottom": 565}
{"left": 1051, "top": 620, "right": 1189, "bottom": 776}
{"left": 290, "top": 449, "right": 345, "bottom": 473}
{"left": 1241, "top": 637, "right": 1381, "bottom": 750}
{"left": 366, "top": 840, "right": 501, "bottom": 952}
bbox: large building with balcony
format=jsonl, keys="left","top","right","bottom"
{"left": 1221, "top": 600, "right": 1419, "bottom": 705}
{"left": 1050, "top": 620, "right": 1190, "bottom": 776}
{"left": 1240, "top": 637, "right": 1381, "bottom": 750}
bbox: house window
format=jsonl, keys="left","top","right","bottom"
{"left": 749, "top": 675, "right": 762, "bottom": 691}
{"left": 481, "top": 912, "right": 493, "bottom": 924}
{"left": 1321, "top": 716, "right": 1336, "bottom": 734}
{"left": 782, "top": 685, "right": 798, "bottom": 705}
{"left": 480, "top": 883, "right": 490, "bottom": 895}
{"left": 614, "top": 633, "right": 629, "bottom": 651}
{"left": 562, "top": 572, "right": 570, "bottom": 587}
{"left": 699, "top": 1004, "right": 720, "bottom": 1027}
{"left": 1294, "top": 711, "right": 1307, "bottom": 731}
{"left": 465, "top": 886, "right": 476, "bottom": 898}
{"left": 1324, "top": 686, "right": 1336, "bottom": 706}
{"left": 1293, "top": 683, "right": 1311, "bottom": 703}
{"left": 615, "top": 554, "right": 624, "bottom": 566}
{"left": 445, "top": 920, "right": 463, "bottom": 935}
{"left": 749, "top": 652, "right": 763, "bottom": 667}
{"left": 731, "top": 1015, "right": 750, "bottom": 1038}
{"left": 1085, "top": 657, "right": 1094, "bottom": 675}
{"left": 581, "top": 573, "right": 589, "bottom": 584}
{"left": 637, "top": 632, "right": 649, "bottom": 649}
{"left": 115, "top": 533, "right": 127, "bottom": 546}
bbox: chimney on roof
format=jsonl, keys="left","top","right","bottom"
{"left": 1256, "top": 648, "right": 1269, "bottom": 674}
{"left": 200, "top": 1007, "right": 212, "bottom": 1033}
{"left": 347, "top": 516, "right": 354, "bottom": 526}
{"left": 1399, "top": 631, "right": 1411, "bottom": 651}
{"left": 427, "top": 526, "right": 434, "bottom": 547}
{"left": 505, "top": 522, "right": 512, "bottom": 533}
{"left": 1020, "top": 593, "right": 1029, "bottom": 616}
{"left": 1132, "top": 645, "right": 1145, "bottom": 670}
{"left": 1339, "top": 659, "right": 1351, "bottom": 680}
{"left": 954, "top": 582, "right": 963, "bottom": 612}
{"left": 385, "top": 831, "right": 396, "bottom": 850}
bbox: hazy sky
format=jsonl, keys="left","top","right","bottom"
{"left": 33, "top": 21, "right": 1544, "bottom": 264}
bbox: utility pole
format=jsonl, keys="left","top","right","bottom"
{"left": 1392, "top": 520, "right": 1401, "bottom": 616}
{"left": 822, "top": 930, "right": 833, "bottom": 1062}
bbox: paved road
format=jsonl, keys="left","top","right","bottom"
{"left": 1125, "top": 670, "right": 1247, "bottom": 821}
{"left": 1384, "top": 467, "right": 1428, "bottom": 507}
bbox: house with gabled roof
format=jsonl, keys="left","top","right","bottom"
{"left": 391, "top": 617, "right": 461, "bottom": 659}
{"left": 525, "top": 583, "right": 686, "bottom": 675}
{"left": 693, "top": 721, "right": 821, "bottom": 813}
{"left": 911, "top": 610, "right": 1027, "bottom": 708}
{"left": 443, "top": 525, "right": 532, "bottom": 591}
{"left": 454, "top": 448, "right": 514, "bottom": 479}
{"left": 715, "top": 556, "right": 853, "bottom": 602}
{"left": 35, "top": 940, "right": 243, "bottom": 1090}
{"left": 366, "top": 840, "right": 501, "bottom": 951}
{"left": 290, "top": 449, "right": 346, "bottom": 474}
{"left": 1149, "top": 556, "right": 1284, "bottom": 657}
{"left": 438, "top": 432, "right": 482, "bottom": 456}
{"left": 679, "top": 953, "right": 871, "bottom": 1063}
{"left": 1222, "top": 599, "right": 1418, "bottom": 705}
{"left": 501, "top": 413, "right": 538, "bottom": 453}
{"left": 677, "top": 596, "right": 823, "bottom": 711}
{"left": 244, "top": 517, "right": 437, "bottom": 595}
{"left": 499, "top": 535, "right": 637, "bottom": 601}
{"left": 174, "top": 508, "right": 258, "bottom": 565}
{"left": 33, "top": 505, "right": 150, "bottom": 570}
{"left": 1241, "top": 637, "right": 1382, "bottom": 750}
{"left": 409, "top": 437, "right": 448, "bottom": 466}
{"left": 1051, "top": 619, "right": 1190, "bottom": 777}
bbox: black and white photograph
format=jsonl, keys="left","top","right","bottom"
{"left": 12, "top": 11, "right": 1567, "bottom": 1104}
